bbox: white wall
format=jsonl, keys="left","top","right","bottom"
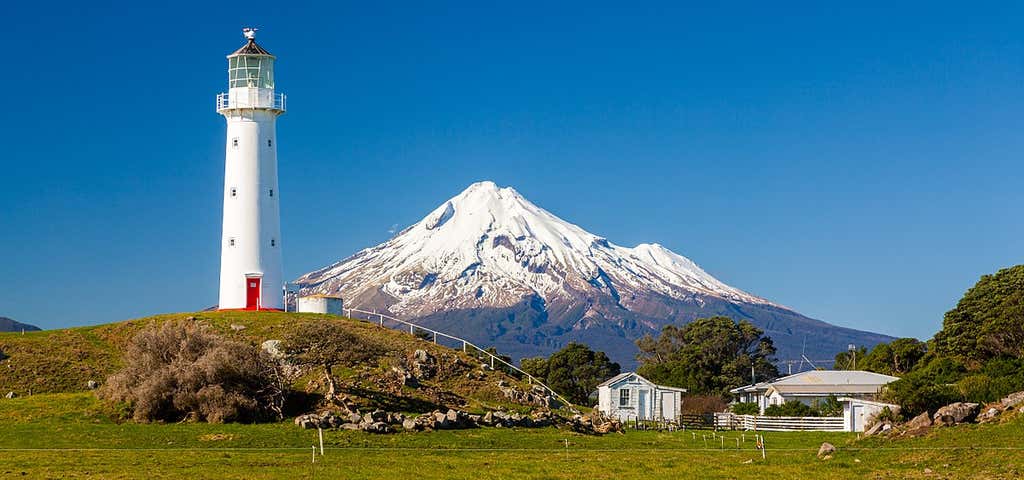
{"left": 218, "top": 92, "right": 283, "bottom": 309}
{"left": 297, "top": 296, "right": 343, "bottom": 314}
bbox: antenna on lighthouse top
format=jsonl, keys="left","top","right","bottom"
{"left": 243, "top": 27, "right": 258, "bottom": 40}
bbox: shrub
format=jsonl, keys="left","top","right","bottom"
{"left": 283, "top": 321, "right": 382, "bottom": 400}
{"left": 730, "top": 402, "right": 758, "bottom": 415}
{"left": 681, "top": 395, "right": 728, "bottom": 414}
{"left": 813, "top": 395, "right": 843, "bottom": 417}
{"left": 883, "top": 373, "right": 961, "bottom": 417}
{"left": 764, "top": 400, "right": 816, "bottom": 417}
{"left": 100, "top": 320, "right": 287, "bottom": 423}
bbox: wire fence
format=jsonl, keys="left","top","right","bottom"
{"left": 342, "top": 307, "right": 574, "bottom": 408}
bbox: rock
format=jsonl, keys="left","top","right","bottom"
{"left": 347, "top": 412, "right": 363, "bottom": 424}
{"left": 1000, "top": 391, "right": 1024, "bottom": 410}
{"left": 294, "top": 414, "right": 319, "bottom": 429}
{"left": 933, "top": 402, "right": 980, "bottom": 426}
{"left": 341, "top": 423, "right": 361, "bottom": 430}
{"left": 86, "top": 380, "right": 99, "bottom": 390}
{"left": 817, "top": 442, "right": 836, "bottom": 459}
{"left": 864, "top": 421, "right": 887, "bottom": 436}
{"left": 978, "top": 407, "right": 1002, "bottom": 423}
{"left": 230, "top": 324, "right": 246, "bottom": 331}
{"left": 481, "top": 411, "right": 495, "bottom": 426}
{"left": 410, "top": 350, "right": 437, "bottom": 379}
{"left": 4, "top": 391, "right": 15, "bottom": 399}
{"left": 362, "top": 421, "right": 390, "bottom": 434}
{"left": 261, "top": 340, "right": 284, "bottom": 359}
{"left": 402, "top": 418, "right": 420, "bottom": 431}
{"left": 905, "top": 412, "right": 933, "bottom": 430}
{"left": 924, "top": 468, "right": 933, "bottom": 474}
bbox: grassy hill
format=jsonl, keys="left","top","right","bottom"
{"left": 0, "top": 311, "right": 543, "bottom": 413}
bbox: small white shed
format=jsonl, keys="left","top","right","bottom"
{"left": 597, "top": 372, "right": 686, "bottom": 422}
{"left": 840, "top": 397, "right": 900, "bottom": 432}
{"left": 297, "top": 295, "right": 343, "bottom": 315}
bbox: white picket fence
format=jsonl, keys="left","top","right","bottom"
{"left": 714, "top": 412, "right": 846, "bottom": 431}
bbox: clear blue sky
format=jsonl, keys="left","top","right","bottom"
{"left": 0, "top": 2, "right": 1020, "bottom": 340}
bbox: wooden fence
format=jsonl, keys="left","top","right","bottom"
{"left": 714, "top": 412, "right": 846, "bottom": 431}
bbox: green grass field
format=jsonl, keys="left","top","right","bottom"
{"left": 1, "top": 393, "right": 1022, "bottom": 479}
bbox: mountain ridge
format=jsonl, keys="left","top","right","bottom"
{"left": 0, "top": 317, "right": 41, "bottom": 333}
{"left": 297, "top": 181, "right": 894, "bottom": 367}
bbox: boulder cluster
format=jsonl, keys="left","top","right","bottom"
{"left": 294, "top": 407, "right": 561, "bottom": 433}
{"left": 865, "top": 390, "right": 1024, "bottom": 437}
{"left": 497, "top": 380, "right": 559, "bottom": 408}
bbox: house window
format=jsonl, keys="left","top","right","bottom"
{"left": 228, "top": 238, "right": 235, "bottom": 246}
{"left": 231, "top": 137, "right": 239, "bottom": 148}
{"left": 230, "top": 187, "right": 237, "bottom": 197}
{"left": 619, "top": 389, "right": 630, "bottom": 407}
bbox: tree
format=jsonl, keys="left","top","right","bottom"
{"left": 635, "top": 316, "right": 778, "bottom": 396}
{"left": 933, "top": 265, "right": 1024, "bottom": 366}
{"left": 520, "top": 342, "right": 620, "bottom": 406}
{"left": 861, "top": 338, "right": 927, "bottom": 375}
{"left": 833, "top": 346, "right": 868, "bottom": 370}
{"left": 284, "top": 322, "right": 381, "bottom": 401}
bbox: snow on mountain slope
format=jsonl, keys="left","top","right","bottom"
{"left": 297, "top": 181, "right": 893, "bottom": 366}
{"left": 298, "top": 181, "right": 769, "bottom": 313}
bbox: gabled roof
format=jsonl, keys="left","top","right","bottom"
{"left": 231, "top": 38, "right": 272, "bottom": 56}
{"left": 763, "top": 370, "right": 899, "bottom": 396}
{"left": 729, "top": 382, "right": 771, "bottom": 394}
{"left": 596, "top": 372, "right": 687, "bottom": 392}
{"left": 770, "top": 370, "right": 899, "bottom": 387}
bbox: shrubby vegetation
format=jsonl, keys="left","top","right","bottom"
{"left": 870, "top": 265, "right": 1024, "bottom": 417}
{"left": 635, "top": 316, "right": 778, "bottom": 397}
{"left": 764, "top": 400, "right": 815, "bottom": 417}
{"left": 99, "top": 321, "right": 288, "bottom": 423}
{"left": 730, "top": 402, "right": 758, "bottom": 415}
{"left": 521, "top": 342, "right": 620, "bottom": 405}
{"left": 283, "top": 322, "right": 383, "bottom": 401}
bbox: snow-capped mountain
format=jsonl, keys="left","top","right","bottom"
{"left": 297, "top": 181, "right": 893, "bottom": 367}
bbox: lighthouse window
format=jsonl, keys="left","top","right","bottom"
{"left": 269, "top": 189, "right": 274, "bottom": 197}
{"left": 267, "top": 139, "right": 272, "bottom": 147}
{"left": 229, "top": 55, "right": 274, "bottom": 89}
{"left": 228, "top": 238, "right": 236, "bottom": 247}
{"left": 271, "top": 238, "right": 276, "bottom": 247}
{"left": 230, "top": 187, "right": 237, "bottom": 197}
{"left": 231, "top": 137, "right": 239, "bottom": 148}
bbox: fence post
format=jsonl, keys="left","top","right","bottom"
{"left": 433, "top": 332, "right": 437, "bottom": 344}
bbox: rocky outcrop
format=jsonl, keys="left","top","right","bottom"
{"left": 978, "top": 391, "right": 1024, "bottom": 423}
{"left": 933, "top": 402, "right": 979, "bottom": 426}
{"left": 497, "top": 381, "right": 559, "bottom": 408}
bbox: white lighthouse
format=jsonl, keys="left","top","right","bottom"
{"left": 216, "top": 28, "right": 285, "bottom": 310}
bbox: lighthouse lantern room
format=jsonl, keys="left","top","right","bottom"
{"left": 216, "top": 28, "right": 285, "bottom": 310}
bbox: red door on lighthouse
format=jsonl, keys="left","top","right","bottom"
{"left": 246, "top": 277, "right": 261, "bottom": 310}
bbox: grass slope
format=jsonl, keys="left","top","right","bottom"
{"left": 0, "top": 311, "right": 536, "bottom": 413}
{"left": 0, "top": 393, "right": 1022, "bottom": 478}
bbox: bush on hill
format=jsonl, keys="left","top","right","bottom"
{"left": 879, "top": 265, "right": 1024, "bottom": 417}
{"left": 99, "top": 320, "right": 287, "bottom": 423}
{"left": 283, "top": 322, "right": 383, "bottom": 401}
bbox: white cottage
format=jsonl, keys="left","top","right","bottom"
{"left": 596, "top": 372, "right": 687, "bottom": 422}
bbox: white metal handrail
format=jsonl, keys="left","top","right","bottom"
{"left": 215, "top": 92, "right": 286, "bottom": 112}
{"left": 343, "top": 306, "right": 574, "bottom": 408}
